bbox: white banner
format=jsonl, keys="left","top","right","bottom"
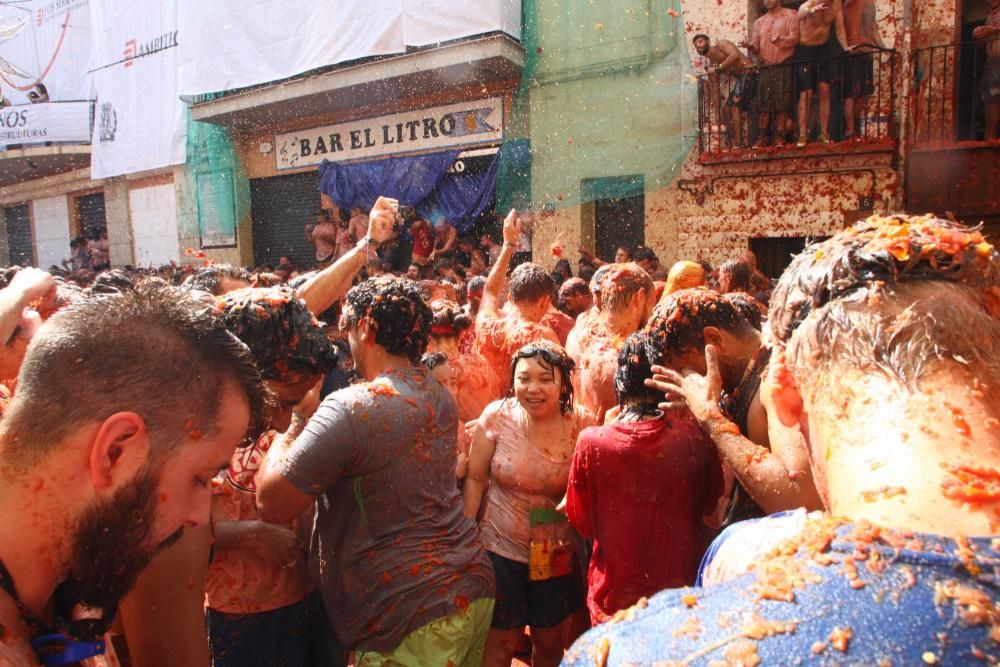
{"left": 89, "top": 0, "right": 185, "bottom": 179}
{"left": 0, "top": 0, "right": 93, "bottom": 106}
{"left": 178, "top": 0, "right": 521, "bottom": 97}
{"left": 0, "top": 102, "right": 90, "bottom": 146}
{"left": 275, "top": 99, "right": 504, "bottom": 170}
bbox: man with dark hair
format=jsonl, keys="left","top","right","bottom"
{"left": 305, "top": 208, "right": 339, "bottom": 268}
{"left": 567, "top": 263, "right": 656, "bottom": 422}
{"left": 475, "top": 210, "right": 560, "bottom": 387}
{"left": 567, "top": 214, "right": 1000, "bottom": 665}
{"left": 0, "top": 284, "right": 263, "bottom": 666}
{"left": 186, "top": 264, "right": 252, "bottom": 296}
{"left": 566, "top": 332, "right": 722, "bottom": 624}
{"left": 257, "top": 276, "right": 495, "bottom": 665}
{"left": 693, "top": 33, "right": 756, "bottom": 148}
{"left": 717, "top": 259, "right": 753, "bottom": 293}
{"left": 557, "top": 277, "right": 593, "bottom": 319}
{"left": 646, "top": 288, "right": 820, "bottom": 525}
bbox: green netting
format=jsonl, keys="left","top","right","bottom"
{"left": 497, "top": 0, "right": 695, "bottom": 211}
{"left": 187, "top": 110, "right": 249, "bottom": 249}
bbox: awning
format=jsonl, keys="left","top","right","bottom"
{"left": 0, "top": 144, "right": 91, "bottom": 188}
{"left": 191, "top": 34, "right": 524, "bottom": 133}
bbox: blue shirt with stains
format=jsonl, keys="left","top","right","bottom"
{"left": 562, "top": 519, "right": 999, "bottom": 666}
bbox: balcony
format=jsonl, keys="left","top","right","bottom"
{"left": 696, "top": 48, "right": 898, "bottom": 164}
{"left": 911, "top": 37, "right": 1000, "bottom": 148}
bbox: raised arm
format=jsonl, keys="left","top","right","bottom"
{"left": 296, "top": 196, "right": 397, "bottom": 315}
{"left": 0, "top": 268, "right": 54, "bottom": 344}
{"left": 477, "top": 209, "right": 520, "bottom": 321}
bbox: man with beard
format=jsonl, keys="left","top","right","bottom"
{"left": 0, "top": 284, "right": 263, "bottom": 666}
{"left": 564, "top": 214, "right": 1000, "bottom": 665}
{"left": 693, "top": 34, "right": 756, "bottom": 148}
{"left": 566, "top": 263, "right": 655, "bottom": 423}
{"left": 645, "top": 289, "right": 821, "bottom": 526}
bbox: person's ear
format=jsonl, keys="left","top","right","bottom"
{"left": 89, "top": 412, "right": 150, "bottom": 489}
{"left": 702, "top": 326, "right": 725, "bottom": 352}
{"left": 761, "top": 353, "right": 804, "bottom": 429}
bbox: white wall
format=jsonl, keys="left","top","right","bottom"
{"left": 129, "top": 184, "right": 180, "bottom": 266}
{"left": 32, "top": 195, "right": 71, "bottom": 269}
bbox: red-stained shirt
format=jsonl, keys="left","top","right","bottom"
{"left": 411, "top": 219, "right": 435, "bottom": 261}
{"left": 566, "top": 414, "right": 724, "bottom": 624}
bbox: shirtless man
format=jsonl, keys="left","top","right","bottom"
{"left": 304, "top": 209, "right": 339, "bottom": 267}
{"left": 431, "top": 218, "right": 459, "bottom": 259}
{"left": 974, "top": 0, "right": 1000, "bottom": 140}
{"left": 566, "top": 263, "right": 655, "bottom": 423}
{"left": 475, "top": 210, "right": 560, "bottom": 389}
{"left": 0, "top": 285, "right": 263, "bottom": 667}
{"left": 843, "top": 0, "right": 885, "bottom": 139}
{"left": 794, "top": 0, "right": 848, "bottom": 146}
{"left": 744, "top": 0, "right": 800, "bottom": 146}
{"left": 693, "top": 34, "right": 756, "bottom": 148}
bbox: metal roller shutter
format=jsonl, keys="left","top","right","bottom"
{"left": 76, "top": 193, "right": 108, "bottom": 239}
{"left": 5, "top": 205, "right": 34, "bottom": 266}
{"left": 250, "top": 172, "right": 321, "bottom": 269}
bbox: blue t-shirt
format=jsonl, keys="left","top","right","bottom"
{"left": 562, "top": 519, "right": 999, "bottom": 666}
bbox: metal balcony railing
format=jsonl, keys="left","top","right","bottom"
{"left": 696, "top": 47, "right": 897, "bottom": 158}
{"left": 911, "top": 36, "right": 1000, "bottom": 147}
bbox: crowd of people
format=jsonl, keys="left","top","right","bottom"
{"left": 0, "top": 198, "right": 995, "bottom": 667}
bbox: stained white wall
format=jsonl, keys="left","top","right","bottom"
{"left": 32, "top": 195, "right": 71, "bottom": 269}
{"left": 130, "top": 184, "right": 180, "bottom": 266}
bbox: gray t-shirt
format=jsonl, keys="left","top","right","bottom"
{"left": 280, "top": 366, "right": 495, "bottom": 652}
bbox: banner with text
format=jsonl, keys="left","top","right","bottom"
{"left": 89, "top": 0, "right": 185, "bottom": 178}
{"left": 0, "top": 0, "right": 93, "bottom": 106}
{"left": 0, "top": 102, "right": 91, "bottom": 146}
{"left": 178, "top": 0, "right": 520, "bottom": 97}
{"left": 276, "top": 99, "right": 504, "bottom": 171}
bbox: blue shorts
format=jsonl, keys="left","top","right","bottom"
{"left": 487, "top": 551, "right": 584, "bottom": 630}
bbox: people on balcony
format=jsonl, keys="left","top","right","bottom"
{"left": 743, "top": 0, "right": 800, "bottom": 147}
{"left": 794, "top": 0, "right": 849, "bottom": 147}
{"left": 844, "top": 0, "right": 885, "bottom": 141}
{"left": 974, "top": 0, "right": 1000, "bottom": 140}
{"left": 693, "top": 34, "right": 755, "bottom": 149}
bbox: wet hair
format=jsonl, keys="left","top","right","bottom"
{"left": 770, "top": 214, "right": 1000, "bottom": 388}
{"left": 508, "top": 262, "right": 555, "bottom": 304}
{"left": 616, "top": 246, "right": 634, "bottom": 260}
{"left": 725, "top": 292, "right": 764, "bottom": 330}
{"left": 552, "top": 258, "right": 573, "bottom": 280}
{"left": 286, "top": 271, "right": 317, "bottom": 291}
{"left": 719, "top": 260, "right": 753, "bottom": 293}
{"left": 89, "top": 269, "right": 135, "bottom": 295}
{"left": 615, "top": 332, "right": 662, "bottom": 408}
{"left": 1, "top": 284, "right": 266, "bottom": 466}
{"left": 632, "top": 247, "right": 658, "bottom": 265}
{"left": 342, "top": 276, "right": 432, "bottom": 363}
{"left": 466, "top": 276, "right": 486, "bottom": 297}
{"left": 646, "top": 287, "right": 757, "bottom": 365}
{"left": 558, "top": 277, "right": 590, "bottom": 308}
{"left": 421, "top": 350, "right": 449, "bottom": 371}
{"left": 598, "top": 263, "right": 654, "bottom": 315}
{"left": 693, "top": 33, "right": 710, "bottom": 43}
{"left": 578, "top": 264, "right": 596, "bottom": 284}
{"left": 429, "top": 299, "right": 472, "bottom": 338}
{"left": 216, "top": 287, "right": 338, "bottom": 382}
{"left": 506, "top": 340, "right": 575, "bottom": 414}
{"left": 251, "top": 272, "right": 282, "bottom": 288}
{"left": 186, "top": 264, "right": 252, "bottom": 296}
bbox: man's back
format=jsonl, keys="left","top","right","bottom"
{"left": 562, "top": 517, "right": 999, "bottom": 665}
{"left": 475, "top": 312, "right": 559, "bottom": 388}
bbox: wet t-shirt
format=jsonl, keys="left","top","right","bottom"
{"left": 566, "top": 415, "right": 724, "bottom": 623}
{"left": 279, "top": 367, "right": 495, "bottom": 652}
{"left": 478, "top": 400, "right": 593, "bottom": 563}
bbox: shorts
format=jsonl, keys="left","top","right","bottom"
{"left": 488, "top": 551, "right": 584, "bottom": 630}
{"left": 844, "top": 52, "right": 875, "bottom": 98}
{"left": 793, "top": 35, "right": 845, "bottom": 92}
{"left": 355, "top": 597, "right": 494, "bottom": 667}
{"left": 206, "top": 592, "right": 345, "bottom": 667}
{"left": 755, "top": 62, "right": 795, "bottom": 113}
{"left": 726, "top": 70, "right": 758, "bottom": 112}
{"left": 983, "top": 57, "right": 1000, "bottom": 102}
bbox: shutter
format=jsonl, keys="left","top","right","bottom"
{"left": 250, "top": 172, "right": 322, "bottom": 269}
{"left": 5, "top": 205, "right": 34, "bottom": 266}
{"left": 76, "top": 193, "right": 108, "bottom": 238}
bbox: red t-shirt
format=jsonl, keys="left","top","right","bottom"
{"left": 411, "top": 219, "right": 435, "bottom": 260}
{"left": 566, "top": 414, "right": 724, "bottom": 623}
